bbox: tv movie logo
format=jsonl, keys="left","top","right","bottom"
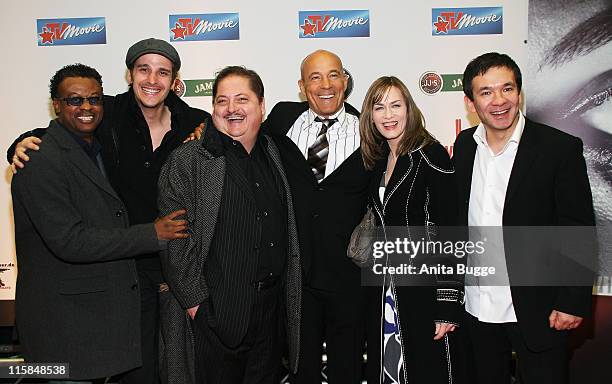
{"left": 432, "top": 7, "right": 503, "bottom": 35}
{"left": 169, "top": 13, "right": 239, "bottom": 42}
{"left": 37, "top": 17, "right": 106, "bottom": 46}
{"left": 299, "top": 10, "right": 370, "bottom": 38}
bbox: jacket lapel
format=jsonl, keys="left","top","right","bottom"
{"left": 281, "top": 134, "right": 318, "bottom": 184}
{"left": 48, "top": 121, "right": 121, "bottom": 201}
{"left": 458, "top": 135, "right": 477, "bottom": 216}
{"left": 503, "top": 119, "right": 539, "bottom": 212}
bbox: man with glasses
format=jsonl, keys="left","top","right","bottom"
{"left": 11, "top": 63, "right": 187, "bottom": 382}
{"left": 7, "top": 38, "right": 210, "bottom": 383}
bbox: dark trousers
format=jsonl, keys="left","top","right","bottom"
{"left": 291, "top": 286, "right": 365, "bottom": 384}
{"left": 466, "top": 312, "right": 567, "bottom": 384}
{"left": 119, "top": 267, "right": 163, "bottom": 384}
{"left": 193, "top": 284, "right": 281, "bottom": 384}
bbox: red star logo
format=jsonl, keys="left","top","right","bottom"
{"left": 433, "top": 16, "right": 449, "bottom": 34}
{"left": 39, "top": 28, "right": 54, "bottom": 44}
{"left": 171, "top": 23, "right": 187, "bottom": 40}
{"left": 301, "top": 20, "right": 316, "bottom": 36}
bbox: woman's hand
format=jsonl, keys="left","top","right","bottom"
{"left": 434, "top": 322, "right": 456, "bottom": 340}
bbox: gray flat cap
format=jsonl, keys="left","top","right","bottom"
{"left": 125, "top": 38, "right": 181, "bottom": 71}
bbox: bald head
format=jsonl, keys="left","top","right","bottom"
{"left": 300, "top": 50, "right": 343, "bottom": 80}
{"left": 298, "top": 50, "right": 348, "bottom": 117}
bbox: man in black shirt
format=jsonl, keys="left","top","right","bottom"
{"left": 158, "top": 66, "right": 302, "bottom": 383}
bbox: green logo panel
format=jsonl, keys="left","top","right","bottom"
{"left": 184, "top": 79, "right": 215, "bottom": 97}
{"left": 441, "top": 74, "right": 463, "bottom": 92}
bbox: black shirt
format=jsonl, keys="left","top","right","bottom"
{"left": 219, "top": 132, "right": 288, "bottom": 280}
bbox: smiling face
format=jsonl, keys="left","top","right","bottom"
{"left": 372, "top": 86, "right": 408, "bottom": 149}
{"left": 465, "top": 66, "right": 522, "bottom": 135}
{"left": 299, "top": 50, "right": 348, "bottom": 118}
{"left": 128, "top": 53, "right": 174, "bottom": 110}
{"left": 212, "top": 75, "right": 265, "bottom": 152}
{"left": 52, "top": 77, "right": 103, "bottom": 141}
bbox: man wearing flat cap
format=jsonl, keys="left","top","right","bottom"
{"left": 8, "top": 38, "right": 210, "bottom": 384}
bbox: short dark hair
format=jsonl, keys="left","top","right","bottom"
{"left": 49, "top": 63, "right": 102, "bottom": 99}
{"left": 463, "top": 52, "right": 522, "bottom": 101}
{"left": 212, "top": 66, "right": 264, "bottom": 102}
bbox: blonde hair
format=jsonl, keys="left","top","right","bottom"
{"left": 359, "top": 76, "right": 434, "bottom": 170}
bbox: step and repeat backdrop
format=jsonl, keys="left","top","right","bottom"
{"left": 1, "top": 1, "right": 611, "bottom": 381}
{"left": 0, "top": 0, "right": 528, "bottom": 300}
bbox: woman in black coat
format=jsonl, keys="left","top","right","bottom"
{"left": 359, "top": 76, "right": 464, "bottom": 383}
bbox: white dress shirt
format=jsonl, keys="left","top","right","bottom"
{"left": 286, "top": 106, "right": 360, "bottom": 181}
{"left": 465, "top": 112, "right": 525, "bottom": 323}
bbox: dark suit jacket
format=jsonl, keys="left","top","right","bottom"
{"left": 453, "top": 118, "right": 595, "bottom": 351}
{"left": 11, "top": 120, "right": 161, "bottom": 379}
{"left": 158, "top": 122, "right": 302, "bottom": 371}
{"left": 262, "top": 101, "right": 371, "bottom": 292}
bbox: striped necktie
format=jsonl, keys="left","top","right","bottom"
{"left": 307, "top": 117, "right": 338, "bottom": 181}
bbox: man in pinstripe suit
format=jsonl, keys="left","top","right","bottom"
{"left": 158, "top": 66, "right": 301, "bottom": 384}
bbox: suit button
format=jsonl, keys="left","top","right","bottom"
{"left": 135, "top": 129, "right": 141, "bottom": 135}
{"left": 141, "top": 145, "right": 146, "bottom": 151}
{"left": 256, "top": 214, "right": 261, "bottom": 221}
{"left": 144, "top": 161, "right": 151, "bottom": 168}
{"left": 116, "top": 210, "right": 124, "bottom": 217}
{"left": 131, "top": 283, "right": 138, "bottom": 290}
{"left": 269, "top": 242, "right": 274, "bottom": 247}
{"left": 318, "top": 187, "right": 324, "bottom": 191}
{"left": 312, "top": 213, "right": 319, "bottom": 219}
{"left": 263, "top": 211, "right": 268, "bottom": 217}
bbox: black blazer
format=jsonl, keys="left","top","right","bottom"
{"left": 262, "top": 101, "right": 371, "bottom": 292}
{"left": 453, "top": 118, "right": 596, "bottom": 351}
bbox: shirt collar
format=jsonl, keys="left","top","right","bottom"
{"left": 57, "top": 120, "right": 102, "bottom": 162}
{"left": 472, "top": 111, "right": 525, "bottom": 154}
{"left": 304, "top": 106, "right": 345, "bottom": 130}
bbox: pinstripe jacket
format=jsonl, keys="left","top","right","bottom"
{"left": 158, "top": 121, "right": 302, "bottom": 373}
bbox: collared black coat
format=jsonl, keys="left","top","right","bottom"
{"left": 11, "top": 120, "right": 161, "bottom": 379}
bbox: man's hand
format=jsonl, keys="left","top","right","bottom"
{"left": 549, "top": 309, "right": 583, "bottom": 331}
{"left": 187, "top": 305, "right": 200, "bottom": 320}
{"left": 182, "top": 122, "right": 205, "bottom": 143}
{"left": 11, "top": 136, "right": 41, "bottom": 174}
{"left": 154, "top": 209, "right": 189, "bottom": 240}
{"left": 434, "top": 322, "right": 457, "bottom": 340}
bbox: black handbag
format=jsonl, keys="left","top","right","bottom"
{"left": 347, "top": 206, "right": 376, "bottom": 267}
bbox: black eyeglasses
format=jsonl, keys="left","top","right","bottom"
{"left": 59, "top": 96, "right": 103, "bottom": 106}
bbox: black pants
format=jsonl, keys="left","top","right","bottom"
{"left": 466, "top": 312, "right": 568, "bottom": 384}
{"left": 193, "top": 285, "right": 281, "bottom": 384}
{"left": 118, "top": 267, "right": 163, "bottom": 384}
{"left": 291, "top": 286, "right": 365, "bottom": 384}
